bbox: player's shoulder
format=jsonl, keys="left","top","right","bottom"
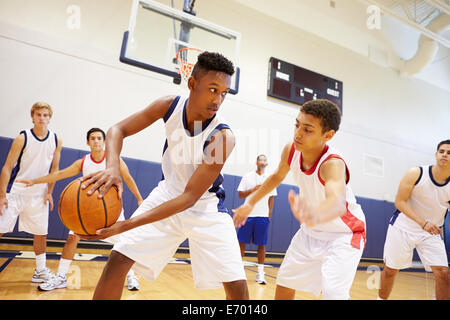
{"left": 55, "top": 134, "right": 63, "bottom": 147}
{"left": 210, "top": 125, "right": 235, "bottom": 144}
{"left": 157, "top": 95, "right": 181, "bottom": 121}
{"left": 15, "top": 130, "right": 26, "bottom": 141}
{"left": 403, "top": 166, "right": 422, "bottom": 183}
{"left": 12, "top": 131, "right": 27, "bottom": 146}
{"left": 321, "top": 156, "right": 345, "bottom": 168}
{"left": 281, "top": 141, "right": 295, "bottom": 162}
{"left": 159, "top": 95, "right": 179, "bottom": 105}
{"left": 7, "top": 132, "right": 26, "bottom": 154}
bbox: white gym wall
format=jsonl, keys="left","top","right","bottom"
{"left": 0, "top": 0, "right": 448, "bottom": 202}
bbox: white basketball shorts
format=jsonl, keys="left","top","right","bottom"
{"left": 276, "top": 227, "right": 363, "bottom": 300}
{"left": 112, "top": 185, "right": 246, "bottom": 289}
{"left": 383, "top": 224, "right": 448, "bottom": 272}
{"left": 0, "top": 193, "right": 49, "bottom": 235}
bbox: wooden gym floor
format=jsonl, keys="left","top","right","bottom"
{"left": 0, "top": 242, "right": 442, "bottom": 300}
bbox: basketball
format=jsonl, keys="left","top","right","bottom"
{"left": 58, "top": 178, "right": 122, "bottom": 235}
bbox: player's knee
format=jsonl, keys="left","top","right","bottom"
{"left": 224, "top": 280, "right": 249, "bottom": 300}
{"left": 382, "top": 266, "right": 398, "bottom": 277}
{"left": 108, "top": 250, "right": 135, "bottom": 272}
{"left": 67, "top": 233, "right": 80, "bottom": 244}
{"left": 432, "top": 267, "right": 449, "bottom": 282}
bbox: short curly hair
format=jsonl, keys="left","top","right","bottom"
{"left": 301, "top": 99, "right": 341, "bottom": 133}
{"left": 191, "top": 51, "right": 235, "bottom": 79}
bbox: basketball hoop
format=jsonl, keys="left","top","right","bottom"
{"left": 176, "top": 47, "right": 203, "bottom": 83}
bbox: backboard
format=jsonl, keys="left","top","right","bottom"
{"left": 120, "top": 0, "right": 241, "bottom": 94}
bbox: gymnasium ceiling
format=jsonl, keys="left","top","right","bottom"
{"left": 232, "top": 0, "right": 450, "bottom": 92}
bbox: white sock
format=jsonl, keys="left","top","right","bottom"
{"left": 35, "top": 253, "right": 46, "bottom": 272}
{"left": 257, "top": 264, "right": 264, "bottom": 274}
{"left": 57, "top": 258, "right": 72, "bottom": 276}
{"left": 377, "top": 296, "right": 386, "bottom": 300}
{"left": 127, "top": 269, "right": 136, "bottom": 277}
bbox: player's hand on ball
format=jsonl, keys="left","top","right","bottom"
{"left": 232, "top": 202, "right": 254, "bottom": 228}
{"left": 77, "top": 220, "right": 127, "bottom": 240}
{"left": 81, "top": 168, "right": 123, "bottom": 200}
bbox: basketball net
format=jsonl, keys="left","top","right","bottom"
{"left": 176, "top": 47, "right": 203, "bottom": 83}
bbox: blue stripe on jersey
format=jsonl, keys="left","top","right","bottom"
{"left": 7, "top": 131, "right": 27, "bottom": 193}
{"left": 30, "top": 128, "right": 50, "bottom": 141}
{"left": 389, "top": 209, "right": 400, "bottom": 225}
{"left": 182, "top": 99, "right": 217, "bottom": 136}
{"left": 164, "top": 96, "right": 180, "bottom": 123}
{"left": 161, "top": 139, "right": 168, "bottom": 181}
{"left": 414, "top": 166, "right": 423, "bottom": 185}
{"left": 202, "top": 124, "right": 231, "bottom": 151}
{"left": 204, "top": 124, "right": 231, "bottom": 212}
{"left": 429, "top": 165, "right": 450, "bottom": 187}
{"left": 208, "top": 173, "right": 228, "bottom": 213}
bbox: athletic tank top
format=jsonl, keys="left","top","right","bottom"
{"left": 390, "top": 165, "right": 450, "bottom": 234}
{"left": 81, "top": 153, "right": 106, "bottom": 176}
{"left": 8, "top": 129, "right": 58, "bottom": 196}
{"left": 287, "top": 143, "right": 366, "bottom": 249}
{"left": 159, "top": 96, "right": 230, "bottom": 213}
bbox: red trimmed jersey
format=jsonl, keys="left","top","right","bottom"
{"left": 81, "top": 153, "right": 106, "bottom": 176}
{"left": 287, "top": 143, "right": 366, "bottom": 249}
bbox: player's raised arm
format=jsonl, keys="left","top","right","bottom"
{"left": 81, "top": 95, "right": 176, "bottom": 198}
{"left": 233, "top": 142, "right": 292, "bottom": 227}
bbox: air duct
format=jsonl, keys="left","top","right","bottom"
{"left": 400, "top": 13, "right": 450, "bottom": 76}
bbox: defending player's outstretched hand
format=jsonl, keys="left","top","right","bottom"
{"left": 288, "top": 189, "right": 318, "bottom": 227}
{"left": 232, "top": 202, "right": 254, "bottom": 228}
{"left": 81, "top": 168, "right": 123, "bottom": 200}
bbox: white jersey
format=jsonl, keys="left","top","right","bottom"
{"left": 159, "top": 96, "right": 231, "bottom": 213}
{"left": 81, "top": 153, "right": 106, "bottom": 176}
{"left": 287, "top": 143, "right": 366, "bottom": 249}
{"left": 238, "top": 171, "right": 277, "bottom": 217}
{"left": 8, "top": 129, "right": 58, "bottom": 196}
{"left": 390, "top": 165, "right": 450, "bottom": 234}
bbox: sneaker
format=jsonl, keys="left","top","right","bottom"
{"left": 126, "top": 274, "right": 140, "bottom": 291}
{"left": 256, "top": 273, "right": 267, "bottom": 285}
{"left": 38, "top": 274, "right": 67, "bottom": 291}
{"left": 31, "top": 267, "right": 53, "bottom": 283}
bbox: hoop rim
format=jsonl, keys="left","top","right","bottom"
{"left": 176, "top": 47, "right": 204, "bottom": 82}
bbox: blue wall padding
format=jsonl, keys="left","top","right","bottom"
{"left": 1, "top": 136, "right": 448, "bottom": 260}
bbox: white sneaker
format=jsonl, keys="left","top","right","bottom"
{"left": 256, "top": 273, "right": 267, "bottom": 285}
{"left": 38, "top": 273, "right": 67, "bottom": 291}
{"left": 127, "top": 274, "right": 140, "bottom": 291}
{"left": 31, "top": 267, "right": 53, "bottom": 283}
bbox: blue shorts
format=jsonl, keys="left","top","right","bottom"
{"left": 237, "top": 217, "right": 270, "bottom": 246}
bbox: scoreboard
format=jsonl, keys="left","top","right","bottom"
{"left": 267, "top": 57, "right": 343, "bottom": 113}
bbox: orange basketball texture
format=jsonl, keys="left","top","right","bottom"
{"left": 58, "top": 178, "right": 122, "bottom": 235}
